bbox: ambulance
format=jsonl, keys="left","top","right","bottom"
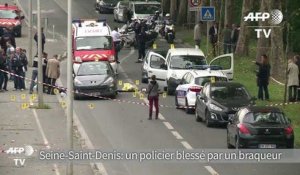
{"left": 72, "top": 19, "right": 117, "bottom": 74}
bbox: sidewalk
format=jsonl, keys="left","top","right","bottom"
{"left": 0, "top": 24, "right": 94, "bottom": 174}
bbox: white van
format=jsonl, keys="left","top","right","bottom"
{"left": 129, "top": 1, "right": 161, "bottom": 20}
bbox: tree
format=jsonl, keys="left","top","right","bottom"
{"left": 235, "top": 0, "right": 254, "bottom": 56}
{"left": 224, "top": 0, "right": 234, "bottom": 26}
{"left": 270, "top": 0, "right": 284, "bottom": 80}
{"left": 162, "top": 0, "right": 170, "bottom": 15}
{"left": 255, "top": 0, "right": 271, "bottom": 62}
{"left": 177, "top": 0, "right": 188, "bottom": 25}
{"left": 170, "top": 0, "right": 177, "bottom": 22}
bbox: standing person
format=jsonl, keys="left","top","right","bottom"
{"left": 46, "top": 55, "right": 60, "bottom": 95}
{"left": 256, "top": 54, "right": 271, "bottom": 100}
{"left": 146, "top": 75, "right": 160, "bottom": 120}
{"left": 136, "top": 27, "right": 146, "bottom": 63}
{"left": 34, "top": 27, "right": 46, "bottom": 54}
{"left": 223, "top": 24, "right": 231, "bottom": 54}
{"left": 42, "top": 52, "right": 48, "bottom": 92}
{"left": 194, "top": 20, "right": 202, "bottom": 49}
{"left": 294, "top": 55, "right": 300, "bottom": 101}
{"left": 11, "top": 47, "right": 25, "bottom": 90}
{"left": 29, "top": 55, "right": 38, "bottom": 94}
{"left": 287, "top": 58, "right": 299, "bottom": 102}
{"left": 111, "top": 27, "right": 121, "bottom": 64}
{"left": 231, "top": 24, "right": 239, "bottom": 53}
{"left": 19, "top": 48, "right": 28, "bottom": 90}
{"left": 0, "top": 49, "right": 5, "bottom": 92}
{"left": 126, "top": 8, "right": 132, "bottom": 24}
{"left": 209, "top": 22, "right": 218, "bottom": 56}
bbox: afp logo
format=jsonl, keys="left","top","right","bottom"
{"left": 244, "top": 9, "right": 283, "bottom": 38}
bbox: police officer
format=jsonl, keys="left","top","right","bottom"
{"left": 136, "top": 27, "right": 146, "bottom": 63}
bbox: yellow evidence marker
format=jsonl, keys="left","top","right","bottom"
{"left": 170, "top": 44, "right": 175, "bottom": 49}
{"left": 10, "top": 95, "right": 16, "bottom": 102}
{"left": 118, "top": 80, "right": 123, "bottom": 86}
{"left": 163, "top": 92, "right": 167, "bottom": 98}
{"left": 21, "top": 94, "right": 26, "bottom": 100}
{"left": 135, "top": 80, "right": 140, "bottom": 85}
{"left": 88, "top": 103, "right": 95, "bottom": 109}
{"left": 21, "top": 103, "right": 29, "bottom": 110}
{"left": 153, "top": 43, "right": 157, "bottom": 49}
{"left": 53, "top": 88, "right": 59, "bottom": 95}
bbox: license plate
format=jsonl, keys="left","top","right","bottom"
{"left": 258, "top": 144, "right": 276, "bottom": 149}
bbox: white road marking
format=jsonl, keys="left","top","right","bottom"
{"left": 32, "top": 109, "right": 60, "bottom": 175}
{"left": 158, "top": 113, "right": 165, "bottom": 120}
{"left": 56, "top": 79, "right": 108, "bottom": 175}
{"left": 163, "top": 122, "right": 174, "bottom": 130}
{"left": 181, "top": 141, "right": 193, "bottom": 150}
{"left": 204, "top": 166, "right": 220, "bottom": 175}
{"left": 171, "top": 131, "right": 183, "bottom": 140}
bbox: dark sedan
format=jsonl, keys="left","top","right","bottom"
{"left": 73, "top": 61, "right": 117, "bottom": 100}
{"left": 227, "top": 106, "right": 294, "bottom": 149}
{"left": 95, "top": 0, "right": 119, "bottom": 14}
{"left": 195, "top": 82, "right": 255, "bottom": 127}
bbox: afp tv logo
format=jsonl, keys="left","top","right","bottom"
{"left": 5, "top": 145, "right": 34, "bottom": 167}
{"left": 244, "top": 9, "right": 283, "bottom": 38}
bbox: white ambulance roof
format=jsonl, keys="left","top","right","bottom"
{"left": 73, "top": 20, "right": 111, "bottom": 37}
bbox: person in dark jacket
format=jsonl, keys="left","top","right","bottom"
{"left": 11, "top": 47, "right": 25, "bottom": 90}
{"left": 34, "top": 27, "right": 46, "bottom": 54}
{"left": 0, "top": 49, "right": 5, "bottom": 91}
{"left": 19, "top": 48, "right": 28, "bottom": 90}
{"left": 146, "top": 75, "right": 160, "bottom": 120}
{"left": 256, "top": 54, "right": 271, "bottom": 100}
{"left": 294, "top": 55, "right": 300, "bottom": 101}
{"left": 231, "top": 24, "right": 239, "bottom": 53}
{"left": 209, "top": 23, "right": 218, "bottom": 56}
{"left": 136, "top": 27, "right": 147, "bottom": 63}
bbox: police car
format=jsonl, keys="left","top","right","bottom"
{"left": 142, "top": 48, "right": 234, "bottom": 95}
{"left": 175, "top": 69, "right": 228, "bottom": 114}
{"left": 0, "top": 3, "right": 25, "bottom": 37}
{"left": 72, "top": 19, "right": 117, "bottom": 74}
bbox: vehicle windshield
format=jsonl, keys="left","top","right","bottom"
{"left": 77, "top": 62, "right": 111, "bottom": 76}
{"left": 105, "top": 0, "right": 119, "bottom": 4}
{"left": 0, "top": 10, "right": 17, "bottom": 19}
{"left": 210, "top": 85, "right": 251, "bottom": 100}
{"left": 76, "top": 36, "right": 112, "bottom": 50}
{"left": 120, "top": 2, "right": 129, "bottom": 7}
{"left": 195, "top": 76, "right": 228, "bottom": 86}
{"left": 170, "top": 55, "right": 206, "bottom": 69}
{"left": 243, "top": 112, "right": 289, "bottom": 125}
{"left": 135, "top": 4, "right": 161, "bottom": 14}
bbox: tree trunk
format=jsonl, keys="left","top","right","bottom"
{"left": 235, "top": 0, "right": 254, "bottom": 56}
{"left": 270, "top": 0, "right": 284, "bottom": 80}
{"left": 177, "top": 0, "right": 188, "bottom": 25}
{"left": 170, "top": 0, "right": 177, "bottom": 22}
{"left": 255, "top": 0, "right": 271, "bottom": 62}
{"left": 224, "top": 0, "right": 234, "bottom": 26}
{"left": 162, "top": 0, "right": 170, "bottom": 15}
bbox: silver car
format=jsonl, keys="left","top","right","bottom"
{"left": 113, "top": 1, "right": 129, "bottom": 23}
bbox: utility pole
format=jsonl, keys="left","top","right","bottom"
{"left": 28, "top": 0, "right": 33, "bottom": 67}
{"left": 37, "top": 0, "right": 43, "bottom": 106}
{"left": 67, "top": 0, "right": 74, "bottom": 174}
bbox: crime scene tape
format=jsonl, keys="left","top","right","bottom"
{"left": 0, "top": 68, "right": 195, "bottom": 109}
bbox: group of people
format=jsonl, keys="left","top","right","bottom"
{"left": 0, "top": 27, "right": 27, "bottom": 92}
{"left": 255, "top": 54, "right": 300, "bottom": 102}
{"left": 194, "top": 21, "right": 239, "bottom": 55}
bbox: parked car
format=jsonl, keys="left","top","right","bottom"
{"left": 0, "top": 4, "right": 25, "bottom": 37}
{"left": 113, "top": 1, "right": 129, "bottom": 23}
{"left": 141, "top": 48, "right": 234, "bottom": 95}
{"left": 175, "top": 69, "right": 228, "bottom": 114}
{"left": 227, "top": 106, "right": 294, "bottom": 149}
{"left": 95, "top": 0, "right": 118, "bottom": 14}
{"left": 73, "top": 61, "right": 118, "bottom": 100}
{"left": 195, "top": 82, "right": 255, "bottom": 127}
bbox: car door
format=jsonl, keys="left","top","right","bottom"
{"left": 176, "top": 73, "right": 191, "bottom": 106}
{"left": 148, "top": 52, "right": 168, "bottom": 83}
{"left": 209, "top": 53, "right": 234, "bottom": 80}
{"left": 198, "top": 84, "right": 209, "bottom": 118}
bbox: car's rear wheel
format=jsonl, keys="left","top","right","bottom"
{"left": 185, "top": 98, "right": 193, "bottom": 114}
{"left": 227, "top": 131, "right": 234, "bottom": 149}
{"left": 195, "top": 105, "right": 202, "bottom": 122}
{"left": 205, "top": 110, "right": 212, "bottom": 127}
{"left": 175, "top": 93, "right": 180, "bottom": 109}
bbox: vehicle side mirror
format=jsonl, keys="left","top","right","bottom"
{"left": 179, "top": 80, "right": 183, "bottom": 85}
{"left": 198, "top": 94, "right": 205, "bottom": 100}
